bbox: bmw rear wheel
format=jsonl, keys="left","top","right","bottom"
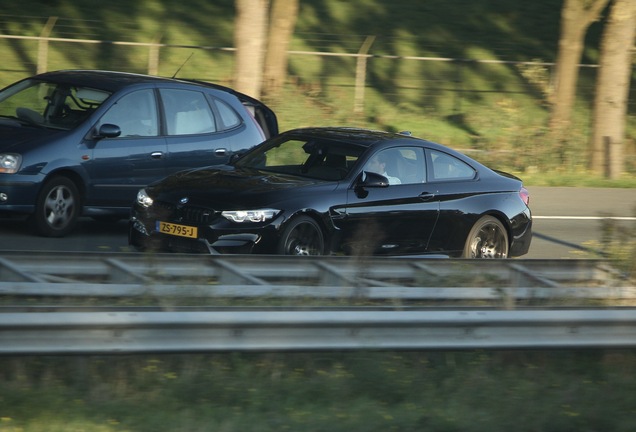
{"left": 463, "top": 215, "right": 509, "bottom": 258}
{"left": 278, "top": 216, "right": 325, "bottom": 256}
{"left": 31, "top": 176, "right": 81, "bottom": 237}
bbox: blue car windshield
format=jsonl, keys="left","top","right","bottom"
{"left": 0, "top": 79, "right": 111, "bottom": 130}
{"left": 236, "top": 136, "right": 365, "bottom": 181}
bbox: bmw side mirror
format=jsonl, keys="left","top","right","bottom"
{"left": 94, "top": 123, "right": 121, "bottom": 139}
{"left": 355, "top": 171, "right": 389, "bottom": 198}
{"left": 358, "top": 171, "right": 390, "bottom": 188}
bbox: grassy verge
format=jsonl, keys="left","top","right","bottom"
{"left": 1, "top": 350, "right": 636, "bottom": 432}
{"left": 516, "top": 172, "right": 636, "bottom": 188}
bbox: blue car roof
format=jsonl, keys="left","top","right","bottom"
{"left": 33, "top": 70, "right": 188, "bottom": 92}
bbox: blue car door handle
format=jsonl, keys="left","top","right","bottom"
{"left": 151, "top": 151, "right": 164, "bottom": 159}
{"left": 419, "top": 192, "right": 436, "bottom": 201}
{"left": 215, "top": 148, "right": 227, "bottom": 156}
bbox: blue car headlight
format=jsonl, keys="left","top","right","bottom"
{"left": 221, "top": 209, "right": 280, "bottom": 223}
{"left": 0, "top": 154, "right": 22, "bottom": 174}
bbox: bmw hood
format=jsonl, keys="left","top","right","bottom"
{"left": 149, "top": 165, "right": 334, "bottom": 205}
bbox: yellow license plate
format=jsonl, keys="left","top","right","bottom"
{"left": 156, "top": 221, "right": 198, "bottom": 239}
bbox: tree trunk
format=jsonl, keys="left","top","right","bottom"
{"left": 550, "top": 0, "right": 610, "bottom": 137}
{"left": 233, "top": 0, "right": 270, "bottom": 98}
{"left": 590, "top": 0, "right": 636, "bottom": 178}
{"left": 263, "top": 0, "right": 299, "bottom": 102}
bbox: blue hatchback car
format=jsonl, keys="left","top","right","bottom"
{"left": 0, "top": 70, "right": 277, "bottom": 236}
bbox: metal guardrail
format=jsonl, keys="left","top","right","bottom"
{"left": 0, "top": 252, "right": 633, "bottom": 302}
{"left": 1, "top": 309, "right": 635, "bottom": 354}
{"left": 1, "top": 253, "right": 634, "bottom": 354}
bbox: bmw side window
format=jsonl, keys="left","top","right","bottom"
{"left": 160, "top": 89, "right": 217, "bottom": 135}
{"left": 212, "top": 98, "right": 242, "bottom": 130}
{"left": 364, "top": 147, "right": 426, "bottom": 185}
{"left": 429, "top": 150, "right": 476, "bottom": 181}
{"left": 97, "top": 90, "right": 158, "bottom": 137}
{"left": 394, "top": 147, "right": 426, "bottom": 184}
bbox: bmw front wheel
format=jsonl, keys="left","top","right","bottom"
{"left": 277, "top": 216, "right": 325, "bottom": 256}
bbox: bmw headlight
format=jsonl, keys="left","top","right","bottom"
{"left": 0, "top": 154, "right": 22, "bottom": 174}
{"left": 222, "top": 209, "right": 280, "bottom": 223}
{"left": 136, "top": 188, "right": 154, "bottom": 208}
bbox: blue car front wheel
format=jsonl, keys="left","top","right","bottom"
{"left": 31, "top": 176, "right": 81, "bottom": 237}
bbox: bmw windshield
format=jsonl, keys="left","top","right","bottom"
{"left": 235, "top": 135, "right": 365, "bottom": 181}
{"left": 0, "top": 79, "right": 111, "bottom": 130}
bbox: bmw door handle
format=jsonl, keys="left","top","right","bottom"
{"left": 419, "top": 192, "right": 436, "bottom": 201}
{"left": 150, "top": 151, "right": 164, "bottom": 159}
{"left": 215, "top": 148, "right": 227, "bottom": 156}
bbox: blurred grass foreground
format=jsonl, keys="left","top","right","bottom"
{"left": 1, "top": 351, "right": 636, "bottom": 431}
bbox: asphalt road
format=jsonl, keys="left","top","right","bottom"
{"left": 524, "top": 186, "right": 635, "bottom": 259}
{"left": 0, "top": 186, "right": 634, "bottom": 259}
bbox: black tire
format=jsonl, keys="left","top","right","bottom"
{"left": 31, "top": 176, "right": 81, "bottom": 237}
{"left": 277, "top": 216, "right": 325, "bottom": 256}
{"left": 462, "top": 215, "right": 509, "bottom": 258}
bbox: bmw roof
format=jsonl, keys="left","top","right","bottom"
{"left": 279, "top": 127, "right": 443, "bottom": 149}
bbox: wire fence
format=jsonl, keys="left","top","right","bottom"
{"left": 0, "top": 15, "right": 624, "bottom": 112}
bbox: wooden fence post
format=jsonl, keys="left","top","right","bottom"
{"left": 148, "top": 34, "right": 162, "bottom": 76}
{"left": 37, "top": 16, "right": 58, "bottom": 74}
{"left": 354, "top": 35, "right": 376, "bottom": 114}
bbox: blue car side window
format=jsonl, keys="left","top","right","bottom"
{"left": 160, "top": 89, "right": 217, "bottom": 136}
{"left": 97, "top": 90, "right": 158, "bottom": 137}
{"left": 213, "top": 98, "right": 241, "bottom": 130}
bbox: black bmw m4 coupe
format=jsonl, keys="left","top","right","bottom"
{"left": 129, "top": 127, "right": 532, "bottom": 258}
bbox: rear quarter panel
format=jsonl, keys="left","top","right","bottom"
{"left": 425, "top": 176, "right": 528, "bottom": 256}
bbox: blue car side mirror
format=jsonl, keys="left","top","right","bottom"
{"left": 95, "top": 123, "right": 121, "bottom": 139}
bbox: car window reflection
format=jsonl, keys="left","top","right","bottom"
{"left": 429, "top": 149, "right": 476, "bottom": 181}
{"left": 236, "top": 137, "right": 364, "bottom": 181}
{"left": 160, "top": 89, "right": 217, "bottom": 136}
{"left": 0, "top": 79, "right": 111, "bottom": 131}
{"left": 364, "top": 147, "right": 426, "bottom": 185}
{"left": 97, "top": 90, "right": 158, "bottom": 137}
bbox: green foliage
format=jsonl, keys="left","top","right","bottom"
{"left": 1, "top": 351, "right": 636, "bottom": 431}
